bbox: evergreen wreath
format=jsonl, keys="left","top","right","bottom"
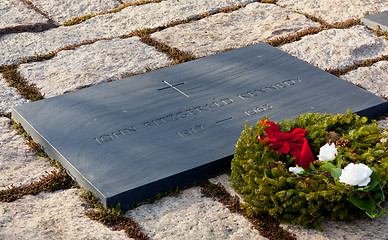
{"left": 231, "top": 110, "right": 388, "bottom": 229}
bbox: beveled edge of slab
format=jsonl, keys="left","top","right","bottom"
{"left": 11, "top": 107, "right": 106, "bottom": 204}
{"left": 361, "top": 10, "right": 388, "bottom": 32}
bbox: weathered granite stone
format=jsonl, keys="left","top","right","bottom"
{"left": 280, "top": 25, "right": 388, "bottom": 70}
{"left": 29, "top": 0, "right": 121, "bottom": 24}
{"left": 277, "top": 0, "right": 388, "bottom": 24}
{"left": 209, "top": 174, "right": 244, "bottom": 203}
{"left": 0, "top": 0, "right": 256, "bottom": 65}
{"left": 341, "top": 61, "right": 388, "bottom": 98}
{"left": 0, "top": 75, "right": 28, "bottom": 113}
{"left": 152, "top": 2, "right": 320, "bottom": 57}
{"left": 0, "top": 117, "right": 54, "bottom": 191}
{"left": 281, "top": 216, "right": 388, "bottom": 240}
{"left": 19, "top": 37, "right": 172, "bottom": 98}
{"left": 378, "top": 117, "right": 388, "bottom": 130}
{"left": 126, "top": 187, "right": 265, "bottom": 239}
{"left": 0, "top": 0, "right": 48, "bottom": 29}
{"left": 0, "top": 189, "right": 129, "bottom": 240}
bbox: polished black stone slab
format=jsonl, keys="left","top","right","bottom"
{"left": 12, "top": 43, "right": 388, "bottom": 208}
{"left": 362, "top": 10, "right": 388, "bottom": 31}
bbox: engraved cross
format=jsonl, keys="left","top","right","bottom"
{"left": 158, "top": 81, "right": 189, "bottom": 98}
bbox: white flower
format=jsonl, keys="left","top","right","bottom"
{"left": 317, "top": 143, "right": 338, "bottom": 161}
{"left": 289, "top": 167, "right": 304, "bottom": 175}
{"left": 339, "top": 163, "right": 373, "bottom": 187}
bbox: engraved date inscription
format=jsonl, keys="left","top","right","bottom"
{"left": 177, "top": 125, "right": 205, "bottom": 138}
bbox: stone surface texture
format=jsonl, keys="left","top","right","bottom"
{"left": 19, "top": 37, "right": 172, "bottom": 98}
{"left": 209, "top": 174, "right": 244, "bottom": 202}
{"left": 277, "top": 0, "right": 388, "bottom": 24}
{"left": 0, "top": 0, "right": 48, "bottom": 28}
{"left": 0, "top": 76, "right": 28, "bottom": 113}
{"left": 280, "top": 25, "right": 388, "bottom": 70}
{"left": 29, "top": 0, "right": 121, "bottom": 24}
{"left": 0, "top": 0, "right": 256, "bottom": 65}
{"left": 152, "top": 2, "right": 321, "bottom": 57}
{"left": 281, "top": 216, "right": 388, "bottom": 240}
{"left": 0, "top": 189, "right": 129, "bottom": 240}
{"left": 126, "top": 187, "right": 265, "bottom": 240}
{"left": 0, "top": 117, "right": 55, "bottom": 191}
{"left": 341, "top": 61, "right": 388, "bottom": 98}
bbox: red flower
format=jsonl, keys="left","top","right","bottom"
{"left": 259, "top": 120, "right": 315, "bottom": 169}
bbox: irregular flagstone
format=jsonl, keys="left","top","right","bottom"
{"left": 209, "top": 174, "right": 244, "bottom": 203}
{"left": 378, "top": 117, "right": 388, "bottom": 130}
{"left": 18, "top": 37, "right": 172, "bottom": 98}
{"left": 0, "top": 0, "right": 256, "bottom": 65}
{"left": 29, "top": 0, "right": 121, "bottom": 24}
{"left": 0, "top": 189, "right": 129, "bottom": 240}
{"left": 279, "top": 25, "right": 388, "bottom": 70}
{"left": 277, "top": 0, "right": 388, "bottom": 24}
{"left": 0, "top": 0, "right": 48, "bottom": 29}
{"left": 0, "top": 75, "right": 28, "bottom": 113}
{"left": 281, "top": 216, "right": 388, "bottom": 240}
{"left": 152, "top": 2, "right": 321, "bottom": 57}
{"left": 126, "top": 187, "right": 266, "bottom": 240}
{"left": 341, "top": 61, "right": 388, "bottom": 98}
{"left": 0, "top": 117, "right": 54, "bottom": 191}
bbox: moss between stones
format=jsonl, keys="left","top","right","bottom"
{"left": 200, "top": 181, "right": 296, "bottom": 240}
{"left": 19, "top": 0, "right": 55, "bottom": 22}
{"left": 138, "top": 33, "right": 197, "bottom": 63}
{"left": 325, "top": 55, "right": 388, "bottom": 77}
{"left": 0, "top": 169, "right": 74, "bottom": 202}
{"left": 266, "top": 19, "right": 361, "bottom": 47}
{"left": 63, "top": 0, "right": 166, "bottom": 26}
{"left": 325, "top": 55, "right": 388, "bottom": 101}
{"left": 0, "top": 111, "right": 11, "bottom": 119}
{"left": 81, "top": 191, "right": 149, "bottom": 240}
{"left": 0, "top": 64, "right": 44, "bottom": 102}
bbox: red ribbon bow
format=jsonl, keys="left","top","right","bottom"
{"left": 258, "top": 120, "right": 314, "bottom": 169}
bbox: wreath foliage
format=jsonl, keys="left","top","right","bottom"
{"left": 230, "top": 110, "right": 388, "bottom": 229}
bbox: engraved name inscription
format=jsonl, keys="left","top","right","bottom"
{"left": 93, "top": 77, "right": 301, "bottom": 145}
{"left": 94, "top": 127, "right": 138, "bottom": 145}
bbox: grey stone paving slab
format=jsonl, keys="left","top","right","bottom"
{"left": 341, "top": 61, "right": 388, "bottom": 99}
{"left": 0, "top": 75, "right": 28, "bottom": 113}
{"left": 152, "top": 2, "right": 320, "bottom": 57}
{"left": 126, "top": 187, "right": 265, "bottom": 240}
{"left": 0, "top": 0, "right": 48, "bottom": 29}
{"left": 0, "top": 0, "right": 256, "bottom": 65}
{"left": 19, "top": 37, "right": 172, "bottom": 98}
{"left": 0, "top": 189, "right": 129, "bottom": 240}
{"left": 379, "top": 117, "right": 388, "bottom": 129}
{"left": 362, "top": 10, "right": 388, "bottom": 32}
{"left": 281, "top": 216, "right": 388, "bottom": 240}
{"left": 209, "top": 174, "right": 244, "bottom": 202}
{"left": 280, "top": 25, "right": 388, "bottom": 70}
{"left": 0, "top": 117, "right": 54, "bottom": 191}
{"left": 29, "top": 0, "right": 121, "bottom": 24}
{"left": 277, "top": 0, "right": 388, "bottom": 24}
{"left": 12, "top": 43, "right": 388, "bottom": 208}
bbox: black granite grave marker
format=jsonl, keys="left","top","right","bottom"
{"left": 12, "top": 43, "right": 388, "bottom": 208}
{"left": 362, "top": 10, "right": 388, "bottom": 31}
